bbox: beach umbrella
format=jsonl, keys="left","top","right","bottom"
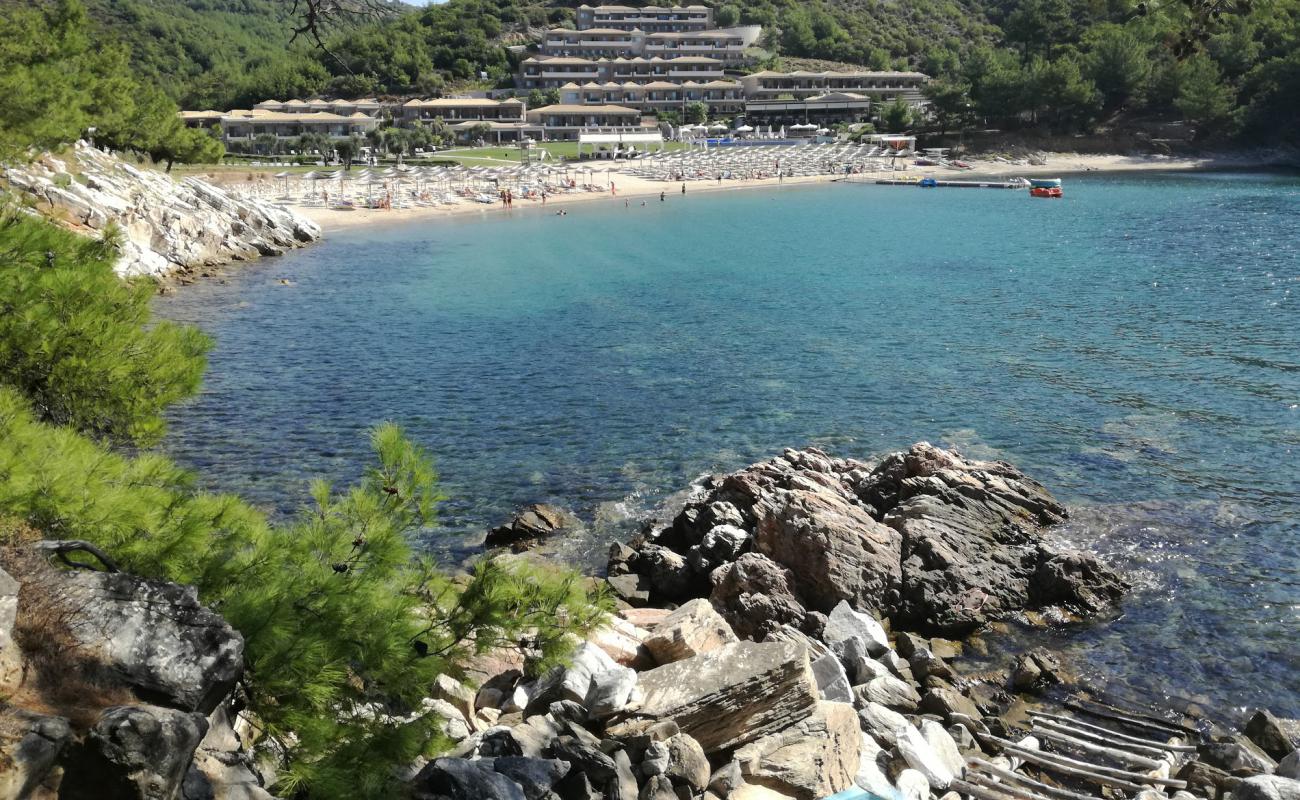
{"left": 735, "top": 125, "right": 754, "bottom": 133}
{"left": 709, "top": 123, "right": 728, "bottom": 131}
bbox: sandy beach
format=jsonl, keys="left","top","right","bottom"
{"left": 242, "top": 152, "right": 1231, "bottom": 233}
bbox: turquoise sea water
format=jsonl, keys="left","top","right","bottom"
{"left": 158, "top": 172, "right": 1300, "bottom": 719}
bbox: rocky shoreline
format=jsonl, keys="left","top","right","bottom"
{"left": 2, "top": 142, "right": 319, "bottom": 280}
{"left": 3, "top": 442, "right": 1297, "bottom": 800}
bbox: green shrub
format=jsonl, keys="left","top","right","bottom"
{"left": 0, "top": 211, "right": 210, "bottom": 444}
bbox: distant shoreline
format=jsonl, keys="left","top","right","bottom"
{"left": 191, "top": 151, "right": 1285, "bottom": 236}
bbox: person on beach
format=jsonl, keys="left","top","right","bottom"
{"left": 611, "top": 182, "right": 617, "bottom": 196}
{"left": 681, "top": 183, "right": 686, "bottom": 195}
{"left": 660, "top": 191, "right": 665, "bottom": 202}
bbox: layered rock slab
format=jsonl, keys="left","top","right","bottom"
{"left": 608, "top": 640, "right": 818, "bottom": 755}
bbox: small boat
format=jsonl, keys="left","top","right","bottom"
{"left": 919, "top": 177, "right": 938, "bottom": 188}
{"left": 1029, "top": 177, "right": 1063, "bottom": 198}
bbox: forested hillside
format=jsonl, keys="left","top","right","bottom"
{"left": 82, "top": 0, "right": 1300, "bottom": 146}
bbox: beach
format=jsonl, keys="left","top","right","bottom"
{"left": 202, "top": 151, "right": 1229, "bottom": 233}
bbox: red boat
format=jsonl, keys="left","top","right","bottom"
{"left": 1029, "top": 178, "right": 1063, "bottom": 198}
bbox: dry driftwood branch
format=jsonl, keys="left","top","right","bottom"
{"left": 1031, "top": 716, "right": 1182, "bottom": 759}
{"left": 1030, "top": 725, "right": 1168, "bottom": 770}
{"left": 1066, "top": 698, "right": 1193, "bottom": 738}
{"left": 37, "top": 540, "right": 121, "bottom": 573}
{"left": 967, "top": 757, "right": 1099, "bottom": 800}
{"left": 1027, "top": 710, "right": 1198, "bottom": 753}
{"left": 989, "top": 735, "right": 1187, "bottom": 791}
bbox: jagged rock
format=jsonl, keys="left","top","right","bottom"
{"left": 642, "top": 740, "right": 670, "bottom": 776}
{"left": 897, "top": 719, "right": 956, "bottom": 789}
{"left": 586, "top": 666, "right": 638, "bottom": 719}
{"left": 1202, "top": 736, "right": 1278, "bottom": 775}
{"left": 609, "top": 640, "right": 819, "bottom": 754}
{"left": 1278, "top": 751, "right": 1300, "bottom": 780}
{"left": 858, "top": 702, "right": 910, "bottom": 749}
{"left": 1234, "top": 775, "right": 1300, "bottom": 800}
{"left": 428, "top": 698, "right": 473, "bottom": 741}
{"left": 1010, "top": 648, "right": 1064, "bottom": 693}
{"left": 7, "top": 143, "right": 320, "bottom": 279}
{"left": 411, "top": 758, "right": 526, "bottom": 800}
{"left": 1030, "top": 549, "right": 1128, "bottom": 617}
{"left": 611, "top": 749, "right": 639, "bottom": 800}
{"left": 490, "top": 757, "right": 571, "bottom": 800}
{"left": 1177, "top": 760, "right": 1241, "bottom": 799}
{"left": 0, "top": 708, "right": 72, "bottom": 800}
{"left": 608, "top": 573, "right": 652, "bottom": 606}
{"left": 589, "top": 615, "right": 655, "bottom": 670}
{"left": 688, "top": 524, "right": 751, "bottom": 573}
{"left": 639, "top": 775, "right": 677, "bottom": 800}
{"left": 182, "top": 703, "right": 275, "bottom": 800}
{"left": 709, "top": 761, "right": 745, "bottom": 798}
{"left": 852, "top": 675, "right": 921, "bottom": 713}
{"left": 810, "top": 652, "right": 853, "bottom": 704}
{"left": 920, "top": 685, "right": 982, "bottom": 723}
{"left": 549, "top": 734, "right": 618, "bottom": 784}
{"left": 644, "top": 599, "right": 739, "bottom": 665}
{"left": 432, "top": 674, "right": 477, "bottom": 711}
{"left": 734, "top": 701, "right": 860, "bottom": 800}
{"left": 621, "top": 608, "right": 673, "bottom": 629}
{"left": 709, "top": 554, "right": 808, "bottom": 639}
{"left": 639, "top": 545, "right": 694, "bottom": 601}
{"left": 486, "top": 504, "right": 579, "bottom": 549}
{"left": 895, "top": 768, "right": 931, "bottom": 800}
{"left": 1245, "top": 711, "right": 1300, "bottom": 762}
{"left": 613, "top": 444, "right": 1124, "bottom": 642}
{"left": 60, "top": 704, "right": 208, "bottom": 800}
{"left": 751, "top": 488, "right": 902, "bottom": 615}
{"left": 822, "top": 601, "right": 890, "bottom": 661}
{"left": 664, "top": 733, "right": 710, "bottom": 791}
{"left": 920, "top": 719, "right": 965, "bottom": 779}
{"left": 854, "top": 736, "right": 896, "bottom": 799}
{"left": 909, "top": 646, "right": 954, "bottom": 684}
{"left": 60, "top": 570, "right": 244, "bottom": 714}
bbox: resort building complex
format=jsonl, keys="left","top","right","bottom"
{"left": 180, "top": 4, "right": 932, "bottom": 147}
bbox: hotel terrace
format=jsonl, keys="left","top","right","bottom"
{"left": 518, "top": 55, "right": 727, "bottom": 90}
{"left": 525, "top": 104, "right": 654, "bottom": 140}
{"left": 539, "top": 27, "right": 760, "bottom": 63}
{"left": 559, "top": 80, "right": 745, "bottom": 116}
{"left": 180, "top": 108, "right": 380, "bottom": 144}
{"left": 739, "top": 70, "right": 930, "bottom": 104}
{"left": 574, "top": 4, "right": 713, "bottom": 32}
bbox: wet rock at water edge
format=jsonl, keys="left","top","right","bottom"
{"left": 486, "top": 504, "right": 580, "bottom": 551}
{"left": 1244, "top": 710, "right": 1300, "bottom": 762}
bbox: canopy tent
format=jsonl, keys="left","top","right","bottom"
{"left": 576, "top": 131, "right": 666, "bottom": 159}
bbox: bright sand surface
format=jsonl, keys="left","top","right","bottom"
{"left": 217, "top": 152, "right": 1229, "bottom": 233}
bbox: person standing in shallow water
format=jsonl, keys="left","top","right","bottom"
{"left": 681, "top": 182, "right": 686, "bottom": 195}
{"left": 660, "top": 191, "right": 665, "bottom": 202}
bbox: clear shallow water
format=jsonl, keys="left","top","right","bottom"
{"left": 158, "top": 172, "right": 1300, "bottom": 719}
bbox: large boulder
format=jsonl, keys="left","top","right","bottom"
{"left": 59, "top": 704, "right": 208, "bottom": 800}
{"left": 485, "top": 504, "right": 578, "bottom": 550}
{"left": 733, "top": 701, "right": 860, "bottom": 800}
{"left": 709, "top": 554, "right": 808, "bottom": 639}
{"left": 643, "top": 599, "right": 738, "bottom": 665}
{"left": 182, "top": 704, "right": 275, "bottom": 800}
{"left": 611, "top": 444, "right": 1125, "bottom": 639}
{"left": 751, "top": 488, "right": 902, "bottom": 616}
{"left": 1245, "top": 711, "right": 1300, "bottom": 762}
{"left": 61, "top": 570, "right": 244, "bottom": 714}
{"left": 411, "top": 758, "right": 526, "bottom": 800}
{"left": 608, "top": 640, "right": 819, "bottom": 754}
{"left": 0, "top": 708, "right": 72, "bottom": 800}
{"left": 1234, "top": 775, "right": 1300, "bottom": 800}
